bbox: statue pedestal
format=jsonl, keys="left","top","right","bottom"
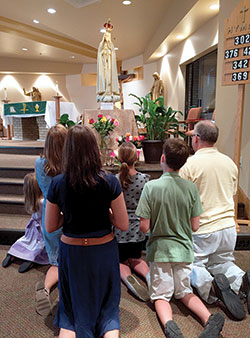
{"left": 100, "top": 102, "right": 114, "bottom": 110}
{"left": 82, "top": 109, "right": 138, "bottom": 150}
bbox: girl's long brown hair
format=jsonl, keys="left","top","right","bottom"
{"left": 23, "top": 173, "right": 43, "bottom": 214}
{"left": 118, "top": 142, "right": 137, "bottom": 190}
{"left": 43, "top": 124, "right": 68, "bottom": 177}
{"left": 62, "top": 125, "right": 102, "bottom": 190}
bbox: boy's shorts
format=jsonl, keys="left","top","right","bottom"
{"left": 149, "top": 262, "right": 193, "bottom": 302}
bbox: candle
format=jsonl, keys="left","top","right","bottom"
{"left": 55, "top": 82, "right": 59, "bottom": 96}
{"left": 4, "top": 88, "right": 7, "bottom": 100}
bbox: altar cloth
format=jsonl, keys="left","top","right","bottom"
{"left": 1, "top": 101, "right": 80, "bottom": 128}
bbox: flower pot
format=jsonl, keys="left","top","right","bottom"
{"left": 142, "top": 140, "right": 163, "bottom": 164}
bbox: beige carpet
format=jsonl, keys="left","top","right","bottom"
{"left": 0, "top": 246, "right": 249, "bottom": 338}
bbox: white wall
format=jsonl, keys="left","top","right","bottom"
{"left": 122, "top": 60, "right": 158, "bottom": 113}
{"left": 158, "top": 15, "right": 218, "bottom": 114}
{"left": 66, "top": 74, "right": 98, "bottom": 115}
{"left": 0, "top": 74, "right": 70, "bottom": 103}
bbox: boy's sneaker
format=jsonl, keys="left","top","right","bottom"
{"left": 126, "top": 275, "right": 150, "bottom": 302}
{"left": 240, "top": 269, "right": 250, "bottom": 313}
{"left": 164, "top": 320, "right": 184, "bottom": 338}
{"left": 213, "top": 273, "right": 246, "bottom": 320}
{"left": 199, "top": 313, "right": 225, "bottom": 338}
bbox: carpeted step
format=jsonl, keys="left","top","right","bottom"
{"left": 0, "top": 214, "right": 30, "bottom": 230}
{"left": 0, "top": 146, "right": 43, "bottom": 156}
{"left": 0, "top": 178, "right": 24, "bottom": 195}
{"left": 0, "top": 195, "right": 26, "bottom": 215}
{"left": 0, "top": 167, "right": 34, "bottom": 179}
{"left": 0, "top": 214, "right": 31, "bottom": 245}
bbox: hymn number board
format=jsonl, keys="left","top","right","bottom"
{"left": 222, "top": 0, "right": 250, "bottom": 85}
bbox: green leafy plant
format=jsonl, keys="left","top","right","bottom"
{"left": 129, "top": 93, "right": 186, "bottom": 140}
{"left": 59, "top": 113, "right": 75, "bottom": 128}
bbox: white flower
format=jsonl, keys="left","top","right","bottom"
{"left": 129, "top": 135, "right": 133, "bottom": 140}
{"left": 118, "top": 136, "right": 122, "bottom": 141}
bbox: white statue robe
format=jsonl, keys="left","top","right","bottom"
{"left": 96, "top": 34, "right": 120, "bottom": 103}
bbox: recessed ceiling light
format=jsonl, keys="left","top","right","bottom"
{"left": 100, "top": 28, "right": 106, "bottom": 33}
{"left": 210, "top": 4, "right": 219, "bottom": 10}
{"left": 114, "top": 47, "right": 118, "bottom": 50}
{"left": 176, "top": 35, "right": 184, "bottom": 40}
{"left": 71, "top": 55, "right": 75, "bottom": 59}
{"left": 33, "top": 19, "right": 39, "bottom": 24}
{"left": 22, "top": 48, "right": 28, "bottom": 51}
{"left": 47, "top": 8, "right": 56, "bottom": 14}
{"left": 122, "top": 0, "right": 131, "bottom": 5}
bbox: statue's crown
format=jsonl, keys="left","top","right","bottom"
{"left": 104, "top": 19, "right": 113, "bottom": 32}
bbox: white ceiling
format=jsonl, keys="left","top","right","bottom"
{"left": 0, "top": 0, "right": 219, "bottom": 66}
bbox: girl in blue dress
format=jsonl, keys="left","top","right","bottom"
{"left": 35, "top": 124, "right": 68, "bottom": 316}
{"left": 45, "top": 125, "right": 128, "bottom": 338}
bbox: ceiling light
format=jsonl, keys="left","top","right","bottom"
{"left": 100, "top": 28, "right": 106, "bottom": 33}
{"left": 114, "top": 47, "right": 118, "bottom": 50}
{"left": 33, "top": 19, "right": 39, "bottom": 24}
{"left": 22, "top": 48, "right": 28, "bottom": 51}
{"left": 71, "top": 55, "right": 75, "bottom": 59}
{"left": 122, "top": 1, "right": 131, "bottom": 5}
{"left": 176, "top": 35, "right": 184, "bottom": 40}
{"left": 47, "top": 8, "right": 56, "bottom": 14}
{"left": 210, "top": 4, "right": 219, "bottom": 10}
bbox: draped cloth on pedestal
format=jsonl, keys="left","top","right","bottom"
{"left": 82, "top": 110, "right": 138, "bottom": 150}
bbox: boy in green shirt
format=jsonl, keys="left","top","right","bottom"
{"left": 136, "top": 139, "right": 224, "bottom": 338}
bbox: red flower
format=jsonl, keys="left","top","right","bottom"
{"left": 98, "top": 114, "right": 103, "bottom": 119}
{"left": 88, "top": 118, "right": 95, "bottom": 124}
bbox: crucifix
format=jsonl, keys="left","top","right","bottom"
{"left": 240, "top": 5, "right": 248, "bottom": 22}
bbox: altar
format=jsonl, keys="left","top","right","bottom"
{"left": 1, "top": 101, "right": 80, "bottom": 140}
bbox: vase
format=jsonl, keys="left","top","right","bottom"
{"left": 100, "top": 135, "right": 112, "bottom": 166}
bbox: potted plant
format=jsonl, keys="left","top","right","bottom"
{"left": 59, "top": 113, "right": 76, "bottom": 128}
{"left": 129, "top": 93, "right": 185, "bottom": 163}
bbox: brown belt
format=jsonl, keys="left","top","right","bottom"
{"left": 61, "top": 232, "right": 114, "bottom": 246}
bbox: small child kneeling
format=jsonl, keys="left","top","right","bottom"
{"left": 136, "top": 138, "right": 224, "bottom": 338}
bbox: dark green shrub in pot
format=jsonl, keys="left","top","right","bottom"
{"left": 129, "top": 93, "right": 185, "bottom": 163}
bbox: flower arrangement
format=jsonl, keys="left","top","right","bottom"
{"left": 88, "top": 114, "right": 119, "bottom": 150}
{"left": 88, "top": 114, "right": 119, "bottom": 165}
{"left": 88, "top": 114, "right": 119, "bottom": 138}
{"left": 116, "top": 133, "right": 145, "bottom": 149}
